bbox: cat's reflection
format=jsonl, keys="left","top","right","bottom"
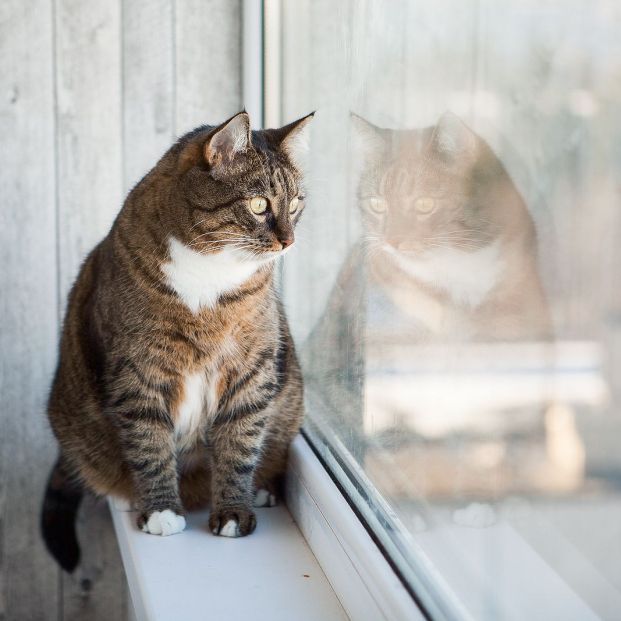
{"left": 303, "top": 113, "right": 584, "bottom": 502}
{"left": 352, "top": 111, "right": 551, "bottom": 343}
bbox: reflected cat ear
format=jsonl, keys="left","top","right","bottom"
{"left": 349, "top": 112, "right": 386, "bottom": 147}
{"left": 432, "top": 111, "right": 477, "bottom": 159}
{"left": 204, "top": 111, "right": 251, "bottom": 171}
{"left": 271, "top": 113, "right": 315, "bottom": 171}
{"left": 350, "top": 113, "right": 390, "bottom": 168}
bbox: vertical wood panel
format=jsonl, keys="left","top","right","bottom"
{"left": 0, "top": 1, "right": 60, "bottom": 620}
{"left": 175, "top": 0, "right": 242, "bottom": 133}
{"left": 54, "top": 1, "right": 127, "bottom": 619}
{"left": 123, "top": 0, "right": 174, "bottom": 192}
{"left": 55, "top": 0, "right": 123, "bottom": 308}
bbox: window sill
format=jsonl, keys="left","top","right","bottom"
{"left": 109, "top": 468, "right": 346, "bottom": 620}
{"left": 286, "top": 435, "right": 424, "bottom": 621}
{"left": 109, "top": 434, "right": 424, "bottom": 621}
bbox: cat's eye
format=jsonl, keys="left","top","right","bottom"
{"left": 367, "top": 197, "right": 388, "bottom": 215}
{"left": 249, "top": 196, "right": 268, "bottom": 215}
{"left": 414, "top": 197, "right": 436, "bottom": 214}
{"left": 289, "top": 197, "right": 301, "bottom": 214}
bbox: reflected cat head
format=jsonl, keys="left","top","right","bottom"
{"left": 352, "top": 112, "right": 528, "bottom": 256}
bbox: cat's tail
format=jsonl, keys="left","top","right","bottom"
{"left": 40, "top": 454, "right": 84, "bottom": 572}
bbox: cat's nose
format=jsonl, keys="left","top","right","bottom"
{"left": 279, "top": 236, "right": 294, "bottom": 249}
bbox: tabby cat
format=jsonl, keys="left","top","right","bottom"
{"left": 41, "top": 111, "right": 312, "bottom": 572}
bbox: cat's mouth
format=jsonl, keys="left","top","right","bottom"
{"left": 382, "top": 240, "right": 424, "bottom": 256}
{"left": 259, "top": 245, "right": 293, "bottom": 259}
{"left": 236, "top": 245, "right": 293, "bottom": 263}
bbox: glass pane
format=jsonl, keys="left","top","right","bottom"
{"left": 279, "top": 1, "right": 621, "bottom": 619}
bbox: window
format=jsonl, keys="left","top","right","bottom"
{"left": 273, "top": 1, "right": 621, "bottom": 618}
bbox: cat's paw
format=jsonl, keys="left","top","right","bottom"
{"left": 209, "top": 507, "right": 256, "bottom": 538}
{"left": 139, "top": 509, "right": 186, "bottom": 536}
{"left": 254, "top": 488, "right": 277, "bottom": 507}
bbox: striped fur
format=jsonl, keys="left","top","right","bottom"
{"left": 43, "top": 112, "right": 312, "bottom": 563}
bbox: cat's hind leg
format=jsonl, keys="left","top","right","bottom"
{"left": 252, "top": 447, "right": 287, "bottom": 508}
{"left": 253, "top": 487, "right": 278, "bottom": 507}
{"left": 252, "top": 376, "right": 303, "bottom": 508}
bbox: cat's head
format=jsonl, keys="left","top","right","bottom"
{"left": 170, "top": 111, "right": 313, "bottom": 260}
{"left": 353, "top": 112, "right": 512, "bottom": 256}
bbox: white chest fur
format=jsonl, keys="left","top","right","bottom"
{"left": 173, "top": 336, "right": 240, "bottom": 451}
{"left": 161, "top": 237, "right": 262, "bottom": 313}
{"left": 174, "top": 371, "right": 220, "bottom": 451}
{"left": 385, "top": 240, "right": 504, "bottom": 308}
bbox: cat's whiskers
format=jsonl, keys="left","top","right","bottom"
{"left": 187, "top": 234, "right": 255, "bottom": 251}
{"left": 190, "top": 239, "right": 260, "bottom": 256}
{"left": 425, "top": 231, "right": 488, "bottom": 244}
{"left": 425, "top": 236, "right": 483, "bottom": 245}
{"left": 188, "top": 235, "right": 250, "bottom": 245}
{"left": 189, "top": 218, "right": 211, "bottom": 232}
{"left": 426, "top": 237, "right": 482, "bottom": 245}
{"left": 187, "top": 230, "right": 250, "bottom": 245}
{"left": 362, "top": 239, "right": 383, "bottom": 259}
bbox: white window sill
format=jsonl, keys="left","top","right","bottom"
{"left": 109, "top": 435, "right": 423, "bottom": 621}
{"left": 109, "top": 475, "right": 345, "bottom": 620}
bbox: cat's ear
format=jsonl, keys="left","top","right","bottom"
{"left": 350, "top": 114, "right": 390, "bottom": 174}
{"left": 204, "top": 111, "right": 252, "bottom": 171}
{"left": 268, "top": 113, "right": 315, "bottom": 171}
{"left": 431, "top": 111, "right": 477, "bottom": 160}
{"left": 350, "top": 113, "right": 387, "bottom": 153}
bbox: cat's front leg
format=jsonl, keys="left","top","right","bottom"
{"left": 109, "top": 387, "right": 186, "bottom": 536}
{"left": 208, "top": 409, "right": 269, "bottom": 538}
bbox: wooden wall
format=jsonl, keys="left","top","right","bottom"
{"left": 0, "top": 2, "right": 242, "bottom": 619}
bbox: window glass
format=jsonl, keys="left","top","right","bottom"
{"left": 279, "top": 1, "right": 621, "bottom": 618}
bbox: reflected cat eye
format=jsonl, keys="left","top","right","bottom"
{"left": 249, "top": 196, "right": 268, "bottom": 214}
{"left": 414, "top": 197, "right": 436, "bottom": 214}
{"left": 289, "top": 197, "right": 300, "bottom": 214}
{"left": 367, "top": 197, "right": 388, "bottom": 214}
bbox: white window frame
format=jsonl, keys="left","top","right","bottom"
{"left": 286, "top": 434, "right": 426, "bottom": 620}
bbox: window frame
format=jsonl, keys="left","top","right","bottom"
{"left": 286, "top": 434, "right": 428, "bottom": 621}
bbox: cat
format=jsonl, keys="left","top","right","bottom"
{"left": 41, "top": 110, "right": 313, "bottom": 572}
{"left": 351, "top": 111, "right": 551, "bottom": 344}
{"left": 302, "top": 112, "right": 552, "bottom": 457}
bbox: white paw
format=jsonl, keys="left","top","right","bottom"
{"left": 254, "top": 489, "right": 277, "bottom": 507}
{"left": 217, "top": 519, "right": 240, "bottom": 538}
{"left": 142, "top": 509, "right": 186, "bottom": 536}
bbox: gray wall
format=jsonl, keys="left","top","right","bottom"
{"left": 0, "top": 1, "right": 242, "bottom": 619}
